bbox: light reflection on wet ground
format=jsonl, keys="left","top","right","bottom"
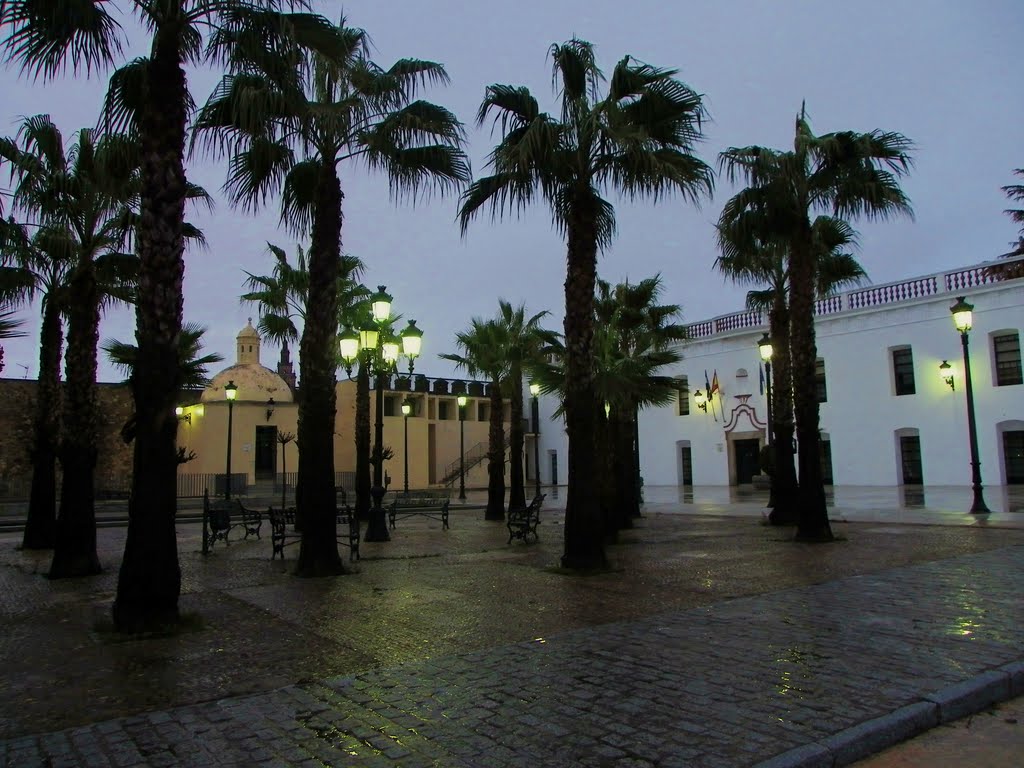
{"left": 0, "top": 503, "right": 1023, "bottom": 740}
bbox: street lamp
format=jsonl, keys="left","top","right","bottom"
{"left": 339, "top": 286, "right": 423, "bottom": 541}
{"left": 693, "top": 389, "right": 708, "bottom": 412}
{"left": 950, "top": 296, "right": 990, "bottom": 514}
{"left": 457, "top": 394, "right": 467, "bottom": 500}
{"left": 223, "top": 380, "right": 237, "bottom": 501}
{"left": 757, "top": 333, "right": 774, "bottom": 447}
{"left": 939, "top": 360, "right": 955, "bottom": 391}
{"left": 529, "top": 381, "right": 541, "bottom": 498}
{"left": 402, "top": 398, "right": 413, "bottom": 496}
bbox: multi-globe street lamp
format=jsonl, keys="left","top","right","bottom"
{"left": 949, "top": 296, "right": 991, "bottom": 514}
{"left": 457, "top": 394, "right": 467, "bottom": 500}
{"left": 223, "top": 380, "right": 237, "bottom": 501}
{"left": 529, "top": 381, "right": 541, "bottom": 498}
{"left": 402, "top": 397, "right": 413, "bottom": 496}
{"left": 339, "top": 286, "right": 423, "bottom": 541}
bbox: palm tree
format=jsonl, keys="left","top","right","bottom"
{"left": 1, "top": 0, "right": 322, "bottom": 630}
{"left": 591, "top": 277, "right": 684, "bottom": 531}
{"left": 986, "top": 168, "right": 1024, "bottom": 280}
{"left": 104, "top": 322, "right": 223, "bottom": 388}
{"left": 460, "top": 40, "right": 712, "bottom": 569}
{"left": 495, "top": 301, "right": 550, "bottom": 511}
{"left": 719, "top": 106, "right": 913, "bottom": 541}
{"left": 442, "top": 318, "right": 509, "bottom": 520}
{"left": 717, "top": 214, "right": 865, "bottom": 525}
{"left": 103, "top": 323, "right": 224, "bottom": 443}
{"left": 241, "top": 244, "right": 370, "bottom": 516}
{"left": 195, "top": 17, "right": 468, "bottom": 576}
{"left": 0, "top": 222, "right": 69, "bottom": 550}
{"left": 0, "top": 307, "right": 25, "bottom": 376}
{"left": 1, "top": 117, "right": 141, "bottom": 571}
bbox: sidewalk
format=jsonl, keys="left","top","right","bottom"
{"left": 1, "top": 499, "right": 1022, "bottom": 766}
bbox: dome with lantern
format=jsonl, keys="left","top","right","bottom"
{"left": 201, "top": 319, "right": 295, "bottom": 403}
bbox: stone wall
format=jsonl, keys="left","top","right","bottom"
{"left": 0, "top": 378, "right": 136, "bottom": 498}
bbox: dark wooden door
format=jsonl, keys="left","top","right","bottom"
{"left": 255, "top": 425, "right": 277, "bottom": 481}
{"left": 734, "top": 439, "right": 760, "bottom": 484}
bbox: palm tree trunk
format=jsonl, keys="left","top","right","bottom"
{"left": 768, "top": 300, "right": 799, "bottom": 525}
{"left": 113, "top": 38, "right": 186, "bottom": 632}
{"left": 296, "top": 160, "right": 344, "bottom": 577}
{"left": 355, "top": 362, "right": 370, "bottom": 520}
{"left": 507, "top": 365, "right": 526, "bottom": 510}
{"left": 22, "top": 302, "right": 62, "bottom": 549}
{"left": 50, "top": 263, "right": 101, "bottom": 577}
{"left": 596, "top": 404, "right": 617, "bottom": 541}
{"left": 561, "top": 206, "right": 606, "bottom": 569}
{"left": 789, "top": 229, "right": 833, "bottom": 541}
{"left": 611, "top": 407, "right": 635, "bottom": 530}
{"left": 485, "top": 378, "right": 505, "bottom": 519}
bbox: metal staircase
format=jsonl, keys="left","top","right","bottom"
{"left": 441, "top": 433, "right": 511, "bottom": 487}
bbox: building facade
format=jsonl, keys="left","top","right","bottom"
{"left": 177, "top": 321, "right": 509, "bottom": 493}
{"left": 533, "top": 258, "right": 1024, "bottom": 490}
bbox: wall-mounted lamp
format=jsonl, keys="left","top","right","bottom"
{"left": 265, "top": 397, "right": 275, "bottom": 421}
{"left": 693, "top": 389, "right": 708, "bottom": 412}
{"left": 938, "top": 360, "right": 955, "bottom": 391}
{"left": 175, "top": 406, "right": 191, "bottom": 424}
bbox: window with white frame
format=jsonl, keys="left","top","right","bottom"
{"left": 892, "top": 346, "right": 916, "bottom": 396}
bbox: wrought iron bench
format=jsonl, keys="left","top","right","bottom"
{"left": 507, "top": 493, "right": 545, "bottom": 544}
{"left": 387, "top": 492, "right": 451, "bottom": 530}
{"left": 269, "top": 505, "right": 360, "bottom": 561}
{"left": 202, "top": 493, "right": 262, "bottom": 550}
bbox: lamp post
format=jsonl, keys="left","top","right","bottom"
{"left": 757, "top": 334, "right": 774, "bottom": 447}
{"left": 950, "top": 297, "right": 991, "bottom": 514}
{"left": 402, "top": 398, "right": 413, "bottom": 496}
{"left": 530, "top": 382, "right": 541, "bottom": 498}
{"left": 339, "top": 287, "right": 422, "bottom": 541}
{"left": 224, "top": 380, "right": 237, "bottom": 501}
{"left": 457, "top": 394, "right": 467, "bottom": 500}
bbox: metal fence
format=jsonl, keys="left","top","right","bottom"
{"left": 0, "top": 470, "right": 358, "bottom": 502}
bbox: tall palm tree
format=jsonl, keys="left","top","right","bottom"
{"left": 719, "top": 106, "right": 913, "bottom": 541}
{"left": 1, "top": 116, "right": 141, "bottom": 572}
{"left": 1, "top": 0, "right": 321, "bottom": 630}
{"left": 0, "top": 222, "right": 69, "bottom": 550}
{"left": 460, "top": 40, "right": 713, "bottom": 570}
{"left": 442, "top": 318, "right": 509, "bottom": 520}
{"left": 717, "top": 214, "right": 864, "bottom": 525}
{"left": 495, "top": 301, "right": 550, "bottom": 511}
{"left": 196, "top": 18, "right": 468, "bottom": 575}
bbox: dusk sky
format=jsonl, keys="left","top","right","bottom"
{"left": 1, "top": 1, "right": 1021, "bottom": 384}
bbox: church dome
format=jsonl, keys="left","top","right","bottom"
{"left": 202, "top": 364, "right": 294, "bottom": 403}
{"left": 201, "top": 320, "right": 295, "bottom": 403}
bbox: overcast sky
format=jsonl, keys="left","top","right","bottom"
{"left": 1, "top": 0, "right": 1021, "bottom": 383}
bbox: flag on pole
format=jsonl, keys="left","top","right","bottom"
{"left": 759, "top": 363, "right": 765, "bottom": 396}
{"left": 710, "top": 370, "right": 720, "bottom": 396}
{"left": 704, "top": 369, "right": 717, "bottom": 421}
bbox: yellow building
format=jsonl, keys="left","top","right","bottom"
{"left": 178, "top": 322, "right": 506, "bottom": 493}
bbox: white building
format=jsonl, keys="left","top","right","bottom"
{"left": 534, "top": 258, "right": 1023, "bottom": 490}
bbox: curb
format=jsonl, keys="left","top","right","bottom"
{"left": 752, "top": 661, "right": 1022, "bottom": 768}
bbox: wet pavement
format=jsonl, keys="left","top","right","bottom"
{"left": 0, "top": 488, "right": 1022, "bottom": 766}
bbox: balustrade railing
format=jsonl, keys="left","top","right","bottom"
{"left": 685, "top": 256, "right": 1023, "bottom": 341}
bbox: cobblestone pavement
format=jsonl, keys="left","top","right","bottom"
{"left": 1, "top": 504, "right": 1023, "bottom": 766}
